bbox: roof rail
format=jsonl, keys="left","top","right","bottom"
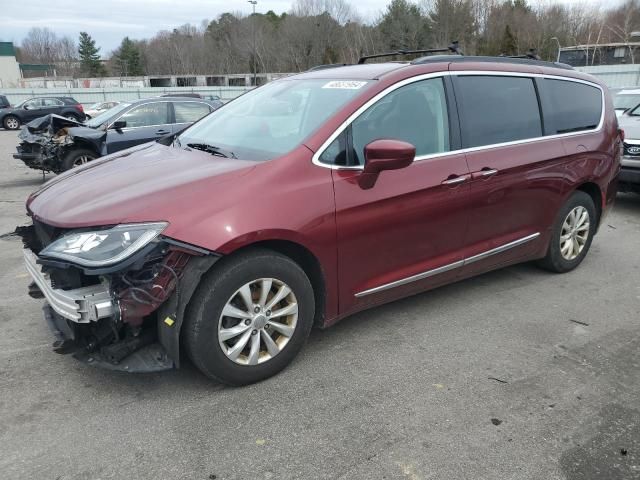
{"left": 501, "top": 48, "right": 541, "bottom": 60}
{"left": 357, "top": 41, "right": 463, "bottom": 64}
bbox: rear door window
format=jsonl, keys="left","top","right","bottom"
{"left": 454, "top": 75, "right": 542, "bottom": 148}
{"left": 173, "top": 101, "right": 212, "bottom": 123}
{"left": 540, "top": 79, "right": 602, "bottom": 134}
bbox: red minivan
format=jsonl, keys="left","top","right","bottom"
{"left": 19, "top": 55, "right": 620, "bottom": 385}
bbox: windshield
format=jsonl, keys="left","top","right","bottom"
{"left": 614, "top": 94, "right": 640, "bottom": 110}
{"left": 85, "top": 102, "right": 131, "bottom": 128}
{"left": 177, "top": 78, "right": 371, "bottom": 160}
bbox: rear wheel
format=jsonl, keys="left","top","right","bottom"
{"left": 61, "top": 148, "right": 97, "bottom": 171}
{"left": 3, "top": 115, "right": 20, "bottom": 130}
{"left": 184, "top": 249, "right": 315, "bottom": 386}
{"left": 537, "top": 191, "right": 597, "bottom": 273}
{"left": 64, "top": 114, "right": 80, "bottom": 122}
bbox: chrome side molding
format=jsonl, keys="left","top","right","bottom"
{"left": 354, "top": 232, "right": 540, "bottom": 298}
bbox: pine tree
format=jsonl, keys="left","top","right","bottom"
{"left": 114, "top": 37, "right": 144, "bottom": 76}
{"left": 78, "top": 31, "right": 106, "bottom": 77}
{"left": 500, "top": 25, "right": 518, "bottom": 56}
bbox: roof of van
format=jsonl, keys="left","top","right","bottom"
{"left": 293, "top": 55, "right": 578, "bottom": 81}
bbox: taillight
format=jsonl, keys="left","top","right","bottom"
{"left": 75, "top": 104, "right": 84, "bottom": 112}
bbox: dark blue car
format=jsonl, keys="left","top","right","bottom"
{"left": 14, "top": 96, "right": 222, "bottom": 172}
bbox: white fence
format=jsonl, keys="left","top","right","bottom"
{"left": 1, "top": 86, "right": 254, "bottom": 107}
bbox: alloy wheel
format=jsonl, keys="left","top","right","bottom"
{"left": 73, "top": 155, "right": 94, "bottom": 167}
{"left": 560, "top": 206, "right": 590, "bottom": 261}
{"left": 5, "top": 117, "right": 19, "bottom": 129}
{"left": 218, "top": 278, "right": 298, "bottom": 366}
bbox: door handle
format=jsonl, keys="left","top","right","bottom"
{"left": 441, "top": 174, "right": 470, "bottom": 186}
{"left": 471, "top": 168, "right": 498, "bottom": 179}
{"left": 155, "top": 129, "right": 170, "bottom": 135}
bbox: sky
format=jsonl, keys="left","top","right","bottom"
{"left": 0, "top": 0, "right": 614, "bottom": 55}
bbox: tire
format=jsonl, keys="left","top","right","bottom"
{"left": 537, "top": 191, "right": 597, "bottom": 273}
{"left": 3, "top": 115, "right": 20, "bottom": 130}
{"left": 64, "top": 114, "right": 80, "bottom": 122}
{"left": 61, "top": 148, "right": 98, "bottom": 171}
{"left": 184, "top": 248, "right": 315, "bottom": 386}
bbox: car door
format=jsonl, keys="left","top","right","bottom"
{"left": 451, "top": 73, "right": 565, "bottom": 277}
{"left": 105, "top": 101, "right": 171, "bottom": 153}
{"left": 22, "top": 99, "right": 44, "bottom": 121}
{"left": 325, "top": 76, "right": 473, "bottom": 316}
{"left": 172, "top": 101, "right": 213, "bottom": 132}
{"left": 40, "top": 98, "right": 64, "bottom": 116}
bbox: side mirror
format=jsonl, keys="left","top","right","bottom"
{"left": 358, "top": 139, "right": 415, "bottom": 189}
{"left": 111, "top": 120, "right": 126, "bottom": 130}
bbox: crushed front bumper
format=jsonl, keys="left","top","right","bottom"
{"left": 23, "top": 249, "right": 115, "bottom": 323}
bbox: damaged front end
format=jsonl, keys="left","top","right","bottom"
{"left": 17, "top": 220, "right": 219, "bottom": 372}
{"left": 13, "top": 114, "right": 105, "bottom": 173}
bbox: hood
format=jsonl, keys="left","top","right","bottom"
{"left": 27, "top": 142, "right": 256, "bottom": 229}
{"left": 619, "top": 114, "right": 640, "bottom": 141}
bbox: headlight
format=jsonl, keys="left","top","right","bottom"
{"left": 40, "top": 222, "right": 167, "bottom": 267}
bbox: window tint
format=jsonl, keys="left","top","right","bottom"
{"left": 24, "top": 99, "right": 42, "bottom": 109}
{"left": 119, "top": 102, "right": 169, "bottom": 128}
{"left": 542, "top": 79, "right": 602, "bottom": 134}
{"left": 349, "top": 78, "right": 450, "bottom": 165}
{"left": 456, "top": 76, "right": 542, "bottom": 148}
{"left": 173, "top": 101, "right": 211, "bottom": 123}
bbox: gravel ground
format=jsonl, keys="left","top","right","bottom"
{"left": 0, "top": 129, "right": 639, "bottom": 480}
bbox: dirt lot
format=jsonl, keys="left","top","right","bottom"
{"left": 1, "top": 129, "right": 639, "bottom": 480}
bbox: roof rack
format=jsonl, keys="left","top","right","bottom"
{"left": 357, "top": 41, "right": 463, "bottom": 64}
{"left": 307, "top": 63, "right": 351, "bottom": 72}
{"left": 501, "top": 48, "right": 541, "bottom": 60}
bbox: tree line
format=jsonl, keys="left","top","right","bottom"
{"left": 14, "top": 0, "right": 640, "bottom": 78}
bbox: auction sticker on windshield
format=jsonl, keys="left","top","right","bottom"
{"left": 322, "top": 80, "right": 368, "bottom": 89}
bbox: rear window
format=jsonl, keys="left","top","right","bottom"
{"left": 541, "top": 79, "right": 602, "bottom": 134}
{"left": 455, "top": 75, "right": 542, "bottom": 148}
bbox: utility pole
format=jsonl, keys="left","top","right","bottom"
{"left": 550, "top": 37, "right": 561, "bottom": 62}
{"left": 248, "top": 0, "right": 257, "bottom": 86}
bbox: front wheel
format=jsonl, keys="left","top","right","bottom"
{"left": 3, "top": 115, "right": 20, "bottom": 130}
{"left": 61, "top": 148, "right": 97, "bottom": 171}
{"left": 184, "top": 249, "right": 315, "bottom": 386}
{"left": 537, "top": 191, "right": 597, "bottom": 273}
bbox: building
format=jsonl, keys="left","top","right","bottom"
{"left": 558, "top": 42, "right": 640, "bottom": 89}
{"left": 558, "top": 42, "right": 640, "bottom": 67}
{"left": 0, "top": 42, "right": 21, "bottom": 88}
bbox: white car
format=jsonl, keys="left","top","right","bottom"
{"left": 84, "top": 101, "right": 120, "bottom": 119}
{"left": 613, "top": 89, "right": 640, "bottom": 117}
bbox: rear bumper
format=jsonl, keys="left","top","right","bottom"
{"left": 23, "top": 249, "right": 115, "bottom": 323}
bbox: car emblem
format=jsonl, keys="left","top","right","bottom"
{"left": 627, "top": 145, "right": 640, "bottom": 155}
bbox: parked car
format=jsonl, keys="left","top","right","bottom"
{"left": 0, "top": 97, "right": 85, "bottom": 130}
{"left": 0, "top": 94, "right": 10, "bottom": 109}
{"left": 617, "top": 104, "right": 640, "bottom": 193}
{"left": 84, "top": 101, "right": 120, "bottom": 119}
{"left": 160, "top": 93, "right": 224, "bottom": 109}
{"left": 17, "top": 56, "right": 620, "bottom": 386}
{"left": 13, "top": 96, "right": 219, "bottom": 172}
{"left": 613, "top": 88, "right": 640, "bottom": 117}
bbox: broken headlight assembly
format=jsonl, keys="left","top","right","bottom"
{"left": 39, "top": 222, "right": 168, "bottom": 267}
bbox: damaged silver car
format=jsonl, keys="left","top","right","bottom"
{"left": 13, "top": 97, "right": 220, "bottom": 173}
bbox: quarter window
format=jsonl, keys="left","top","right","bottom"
{"left": 173, "top": 101, "right": 212, "bottom": 123}
{"left": 455, "top": 75, "right": 542, "bottom": 148}
{"left": 119, "top": 102, "right": 169, "bottom": 128}
{"left": 541, "top": 79, "right": 602, "bottom": 134}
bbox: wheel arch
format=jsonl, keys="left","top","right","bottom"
{"left": 223, "top": 239, "right": 327, "bottom": 328}
{"left": 575, "top": 181, "right": 603, "bottom": 227}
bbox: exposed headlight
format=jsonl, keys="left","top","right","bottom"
{"left": 40, "top": 222, "right": 167, "bottom": 267}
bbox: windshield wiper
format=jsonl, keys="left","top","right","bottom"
{"left": 186, "top": 142, "right": 236, "bottom": 159}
